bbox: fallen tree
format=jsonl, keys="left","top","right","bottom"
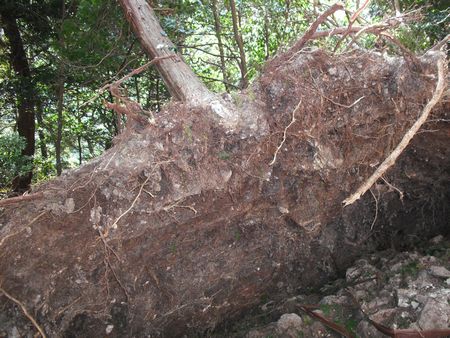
{"left": 0, "top": 2, "right": 449, "bottom": 337}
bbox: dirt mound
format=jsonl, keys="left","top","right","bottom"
{"left": 0, "top": 49, "right": 448, "bottom": 337}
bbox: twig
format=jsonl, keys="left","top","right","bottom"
{"left": 107, "top": 55, "right": 176, "bottom": 90}
{"left": 0, "top": 287, "right": 47, "bottom": 338}
{"left": 343, "top": 56, "right": 447, "bottom": 206}
{"left": 350, "top": 0, "right": 371, "bottom": 22}
{"left": 269, "top": 100, "right": 301, "bottom": 166}
{"left": 334, "top": 0, "right": 372, "bottom": 51}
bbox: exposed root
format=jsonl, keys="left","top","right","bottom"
{"left": 269, "top": 100, "right": 300, "bottom": 166}
{"left": 369, "top": 189, "right": 379, "bottom": 231}
{"left": 308, "top": 12, "right": 416, "bottom": 44}
{"left": 381, "top": 176, "right": 404, "bottom": 202}
{"left": 163, "top": 198, "right": 198, "bottom": 214}
{"left": 343, "top": 57, "right": 447, "bottom": 207}
{"left": 322, "top": 95, "right": 365, "bottom": 109}
{"left": 0, "top": 287, "right": 47, "bottom": 338}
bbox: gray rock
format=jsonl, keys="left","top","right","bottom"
{"left": 428, "top": 266, "right": 450, "bottom": 279}
{"left": 418, "top": 298, "right": 450, "bottom": 329}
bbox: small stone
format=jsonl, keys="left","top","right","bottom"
{"left": 278, "top": 206, "right": 289, "bottom": 214}
{"left": 397, "top": 289, "right": 413, "bottom": 307}
{"left": 105, "top": 324, "right": 114, "bottom": 334}
{"left": 10, "top": 327, "right": 19, "bottom": 338}
{"left": 428, "top": 266, "right": 450, "bottom": 279}
{"left": 64, "top": 198, "right": 75, "bottom": 213}
{"left": 430, "top": 235, "right": 443, "bottom": 244}
{"left": 277, "top": 313, "right": 303, "bottom": 333}
{"left": 411, "top": 301, "right": 420, "bottom": 309}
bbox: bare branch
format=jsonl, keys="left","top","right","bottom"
{"left": 290, "top": 3, "right": 344, "bottom": 53}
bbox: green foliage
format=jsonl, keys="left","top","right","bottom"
{"left": 0, "top": 133, "right": 33, "bottom": 189}
{"left": 371, "top": 0, "right": 449, "bottom": 52}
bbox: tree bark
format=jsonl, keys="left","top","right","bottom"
{"left": 118, "top": 0, "right": 213, "bottom": 104}
{"left": 0, "top": 11, "right": 35, "bottom": 191}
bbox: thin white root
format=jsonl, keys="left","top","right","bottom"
{"left": 269, "top": 100, "right": 301, "bottom": 166}
{"left": 369, "top": 189, "right": 379, "bottom": 231}
{"left": 0, "top": 287, "right": 47, "bottom": 338}
{"left": 343, "top": 56, "right": 447, "bottom": 207}
{"left": 381, "top": 176, "right": 404, "bottom": 201}
{"left": 108, "top": 175, "right": 151, "bottom": 233}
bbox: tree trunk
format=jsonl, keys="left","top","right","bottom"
{"left": 55, "top": 70, "right": 65, "bottom": 176}
{"left": 211, "top": 0, "right": 231, "bottom": 92}
{"left": 229, "top": 0, "right": 249, "bottom": 89}
{"left": 0, "top": 11, "right": 35, "bottom": 191}
{"left": 0, "top": 4, "right": 448, "bottom": 338}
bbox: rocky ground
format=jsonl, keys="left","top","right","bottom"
{"left": 221, "top": 235, "right": 450, "bottom": 338}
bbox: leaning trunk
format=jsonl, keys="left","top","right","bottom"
{"left": 118, "top": 0, "right": 213, "bottom": 104}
